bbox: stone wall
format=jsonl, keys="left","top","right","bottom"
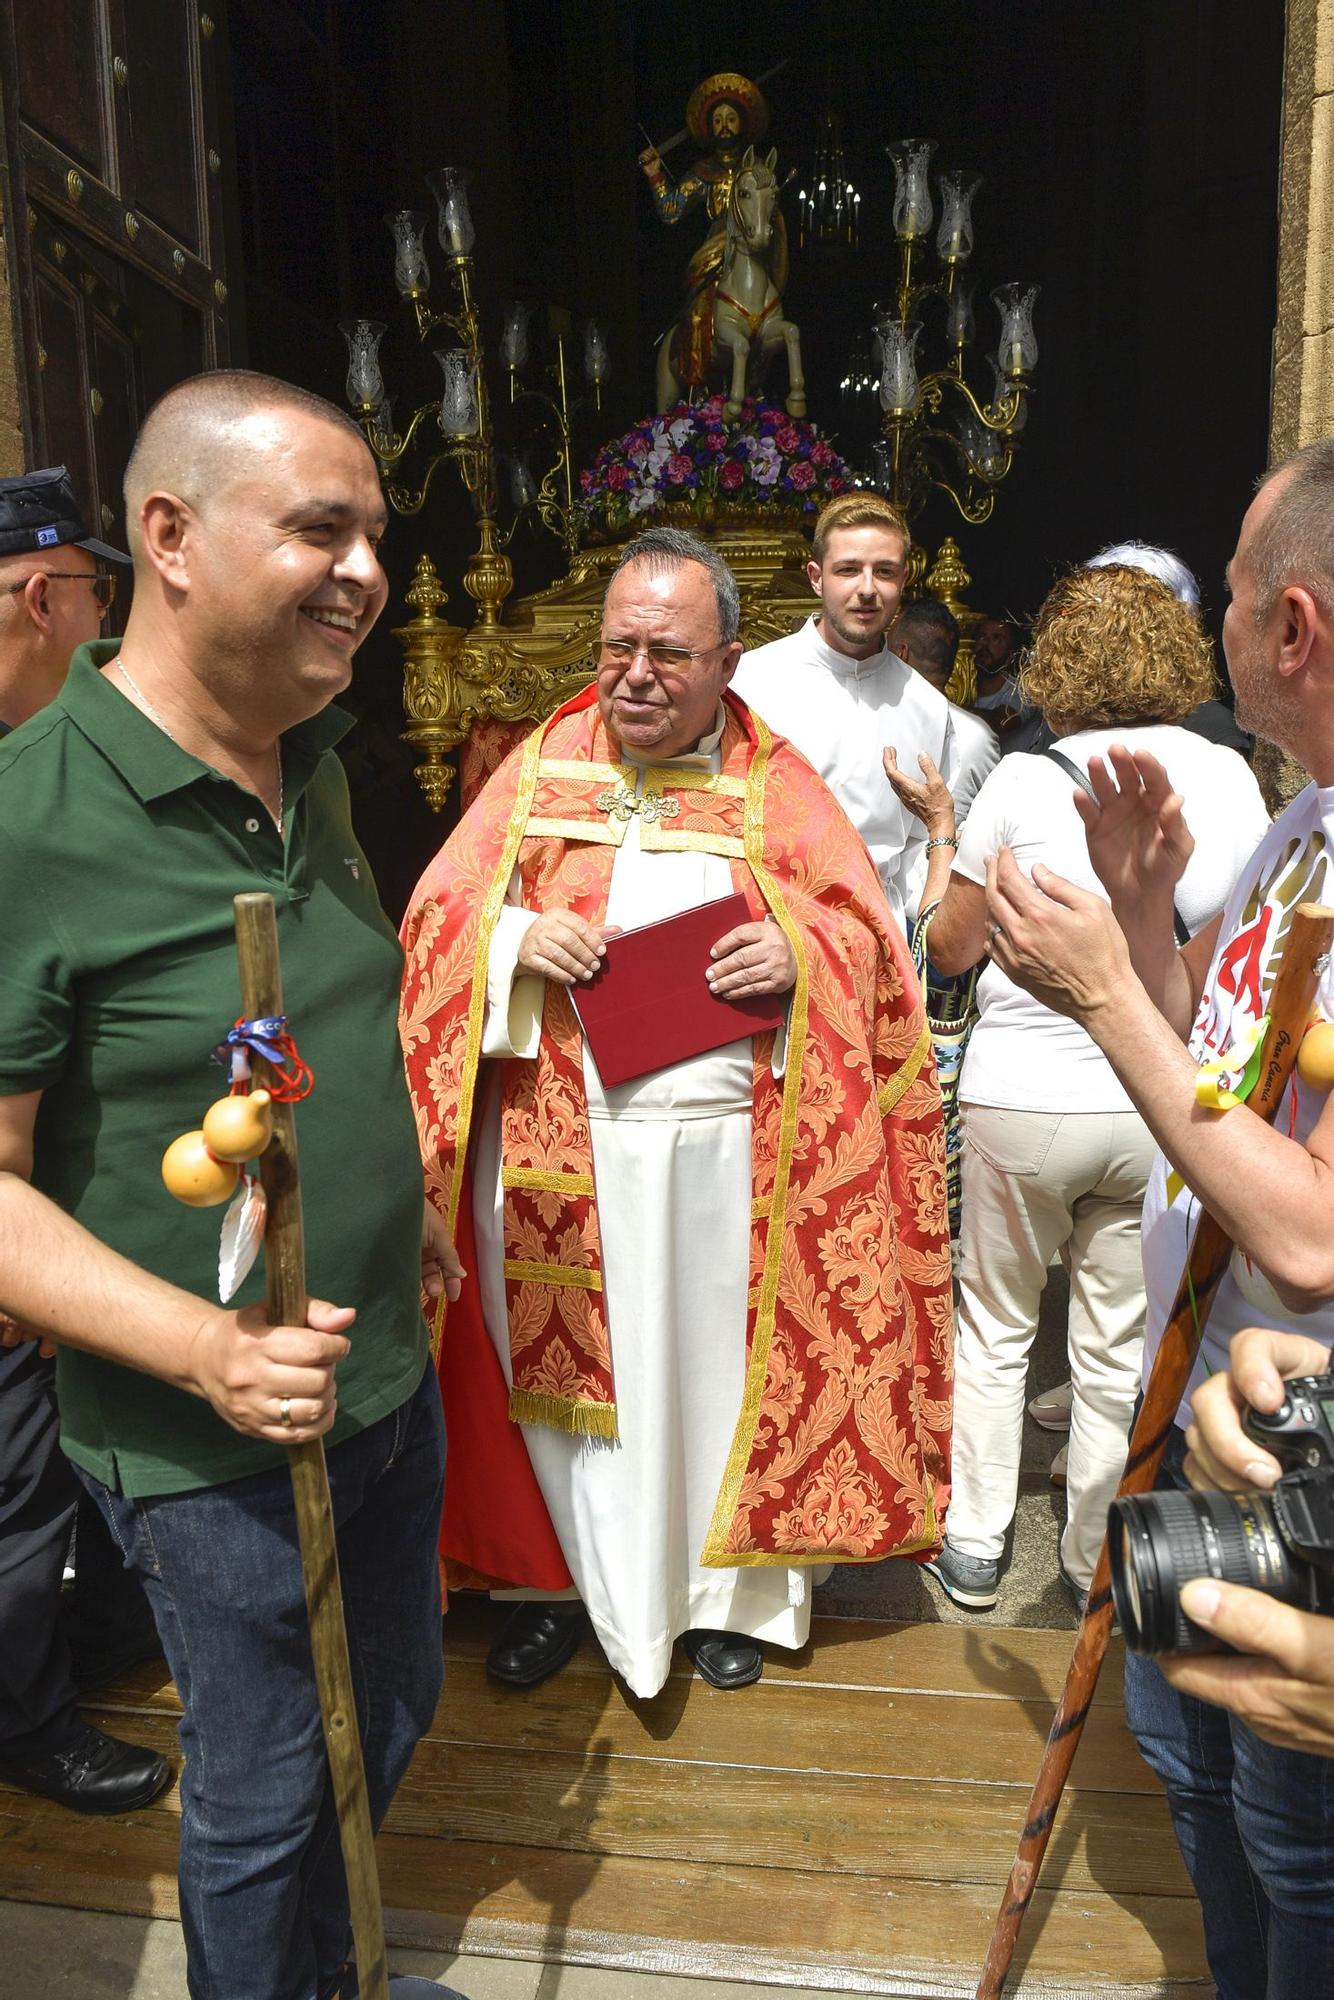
{"left": 0, "top": 184, "right": 27, "bottom": 476}
{"left": 1259, "top": 0, "right": 1334, "bottom": 808}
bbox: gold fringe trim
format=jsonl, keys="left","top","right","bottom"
{"left": 502, "top": 1167, "right": 596, "bottom": 1196}
{"left": 509, "top": 1389, "right": 618, "bottom": 1438}
{"left": 878, "top": 1022, "right": 933, "bottom": 1115}
{"left": 432, "top": 718, "right": 550, "bottom": 1360}
{"left": 526, "top": 815, "right": 627, "bottom": 846}
{"left": 639, "top": 766, "right": 747, "bottom": 796}
{"left": 642, "top": 827, "right": 746, "bottom": 856}
{"left": 702, "top": 1484, "right": 941, "bottom": 1568}
{"left": 537, "top": 758, "right": 630, "bottom": 784}
{"left": 701, "top": 712, "right": 810, "bottom": 1566}
{"left": 504, "top": 1258, "right": 602, "bottom": 1291}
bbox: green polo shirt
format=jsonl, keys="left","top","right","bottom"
{"left": 0, "top": 641, "right": 428, "bottom": 1495}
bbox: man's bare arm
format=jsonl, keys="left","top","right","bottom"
{"left": 0, "top": 1090, "right": 353, "bottom": 1441}
{"left": 984, "top": 854, "right": 1334, "bottom": 1310}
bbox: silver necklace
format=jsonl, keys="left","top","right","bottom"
{"left": 114, "top": 657, "right": 283, "bottom": 831}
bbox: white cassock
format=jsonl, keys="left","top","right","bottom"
{"left": 945, "top": 700, "right": 999, "bottom": 826}
{"left": 472, "top": 714, "right": 813, "bottom": 1699}
{"left": 732, "top": 615, "right": 957, "bottom": 934}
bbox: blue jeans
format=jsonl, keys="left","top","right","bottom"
{"left": 1123, "top": 1424, "right": 1334, "bottom": 1999}
{"left": 77, "top": 1362, "right": 445, "bottom": 2000}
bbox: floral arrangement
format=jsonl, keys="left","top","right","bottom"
{"left": 578, "top": 395, "right": 851, "bottom": 536}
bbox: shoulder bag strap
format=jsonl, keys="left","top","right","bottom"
{"left": 1040, "top": 746, "right": 1190, "bottom": 948}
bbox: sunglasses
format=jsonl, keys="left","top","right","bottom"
{"left": 4, "top": 570, "right": 117, "bottom": 610}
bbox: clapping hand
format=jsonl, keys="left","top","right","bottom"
{"left": 1076, "top": 745, "right": 1194, "bottom": 907}
{"left": 983, "top": 847, "right": 1132, "bottom": 1022}
{"left": 883, "top": 747, "right": 955, "bottom": 837}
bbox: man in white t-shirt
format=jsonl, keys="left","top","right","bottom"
{"left": 893, "top": 596, "right": 999, "bottom": 824}
{"left": 984, "top": 440, "right": 1334, "bottom": 2000}
{"left": 732, "top": 493, "right": 957, "bottom": 935}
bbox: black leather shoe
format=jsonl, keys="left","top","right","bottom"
{"left": 0, "top": 1718, "right": 170, "bottom": 1815}
{"left": 486, "top": 1602, "right": 584, "bottom": 1687}
{"left": 683, "top": 1628, "right": 763, "bottom": 1689}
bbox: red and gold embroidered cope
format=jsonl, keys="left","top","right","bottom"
{"left": 400, "top": 687, "right": 952, "bottom": 1582}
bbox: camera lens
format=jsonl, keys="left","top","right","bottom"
{"left": 1108, "top": 1486, "right": 1303, "bottom": 1655}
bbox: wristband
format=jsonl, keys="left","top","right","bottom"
{"left": 924, "top": 835, "right": 959, "bottom": 854}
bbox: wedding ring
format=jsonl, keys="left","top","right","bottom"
{"left": 279, "top": 1396, "right": 293, "bottom": 1427}
{"left": 988, "top": 924, "right": 1005, "bottom": 947}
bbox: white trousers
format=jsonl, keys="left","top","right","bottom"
{"left": 950, "top": 1105, "right": 1155, "bottom": 1588}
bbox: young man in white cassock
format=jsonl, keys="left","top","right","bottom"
{"left": 731, "top": 491, "right": 959, "bottom": 935}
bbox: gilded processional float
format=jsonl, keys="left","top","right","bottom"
{"left": 338, "top": 73, "right": 1040, "bottom": 809}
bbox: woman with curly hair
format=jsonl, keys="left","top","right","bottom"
{"left": 889, "top": 563, "right": 1270, "bottom": 1612}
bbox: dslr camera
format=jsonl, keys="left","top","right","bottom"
{"left": 1108, "top": 1374, "right": 1334, "bottom": 1655}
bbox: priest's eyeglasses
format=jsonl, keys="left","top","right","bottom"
{"left": 4, "top": 570, "right": 117, "bottom": 610}
{"left": 598, "top": 639, "right": 721, "bottom": 672}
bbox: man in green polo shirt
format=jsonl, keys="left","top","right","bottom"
{"left": 0, "top": 372, "right": 463, "bottom": 2000}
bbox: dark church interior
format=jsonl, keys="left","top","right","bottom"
{"left": 3, "top": 0, "right": 1285, "bottom": 912}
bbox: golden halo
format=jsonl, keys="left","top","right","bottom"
{"left": 685, "top": 72, "right": 769, "bottom": 147}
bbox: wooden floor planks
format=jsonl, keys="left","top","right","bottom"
{"left": 0, "top": 1610, "right": 1209, "bottom": 1995}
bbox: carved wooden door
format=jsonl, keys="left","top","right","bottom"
{"left": 0, "top": 0, "right": 233, "bottom": 553}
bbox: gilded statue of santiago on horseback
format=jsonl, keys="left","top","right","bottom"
{"left": 638, "top": 71, "right": 806, "bottom": 421}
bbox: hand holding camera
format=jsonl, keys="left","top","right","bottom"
{"left": 1108, "top": 1328, "right": 1334, "bottom": 1757}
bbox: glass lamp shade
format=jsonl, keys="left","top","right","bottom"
{"left": 435, "top": 347, "right": 479, "bottom": 435}
{"left": 426, "top": 167, "right": 476, "bottom": 256}
{"left": 887, "top": 138, "right": 936, "bottom": 239}
{"left": 501, "top": 303, "right": 532, "bottom": 371}
{"left": 988, "top": 358, "right": 1028, "bottom": 432}
{"left": 964, "top": 410, "right": 1008, "bottom": 480}
{"left": 509, "top": 449, "right": 537, "bottom": 510}
{"left": 338, "top": 319, "right": 387, "bottom": 412}
{"left": 992, "top": 281, "right": 1039, "bottom": 376}
{"left": 584, "top": 321, "right": 610, "bottom": 387}
{"left": 936, "top": 171, "right": 982, "bottom": 262}
{"left": 945, "top": 275, "right": 975, "bottom": 348}
{"left": 368, "top": 394, "right": 397, "bottom": 456}
{"left": 384, "top": 210, "right": 430, "bottom": 296}
{"left": 878, "top": 318, "right": 923, "bottom": 416}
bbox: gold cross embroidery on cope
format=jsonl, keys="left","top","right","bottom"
{"left": 594, "top": 782, "right": 682, "bottom": 825}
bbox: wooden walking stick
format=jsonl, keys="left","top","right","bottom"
{"left": 233, "top": 892, "right": 391, "bottom": 2000}
{"left": 975, "top": 900, "right": 1334, "bottom": 2000}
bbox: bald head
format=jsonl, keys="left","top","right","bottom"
{"left": 123, "top": 370, "right": 369, "bottom": 558}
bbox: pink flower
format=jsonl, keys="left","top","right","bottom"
{"left": 579, "top": 469, "right": 593, "bottom": 494}
{"left": 774, "top": 422, "right": 802, "bottom": 454}
{"left": 788, "top": 459, "right": 816, "bottom": 490}
{"left": 705, "top": 430, "right": 726, "bottom": 454}
{"left": 700, "top": 394, "right": 726, "bottom": 419}
{"left": 626, "top": 436, "right": 650, "bottom": 464}
{"left": 719, "top": 459, "right": 745, "bottom": 490}
{"left": 810, "top": 439, "right": 836, "bottom": 468}
{"left": 826, "top": 474, "right": 848, "bottom": 494}
{"left": 665, "top": 452, "right": 693, "bottom": 484}
{"left": 606, "top": 462, "right": 631, "bottom": 490}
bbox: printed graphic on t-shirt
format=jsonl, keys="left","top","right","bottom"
{"left": 1191, "top": 829, "right": 1327, "bottom": 1068}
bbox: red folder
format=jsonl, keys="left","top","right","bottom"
{"left": 570, "top": 891, "right": 787, "bottom": 1088}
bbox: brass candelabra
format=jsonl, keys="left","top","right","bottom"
{"left": 872, "top": 139, "right": 1037, "bottom": 527}
{"left": 338, "top": 169, "right": 611, "bottom": 805}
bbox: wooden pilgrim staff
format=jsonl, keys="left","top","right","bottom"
{"left": 975, "top": 899, "right": 1334, "bottom": 2000}
{"left": 233, "top": 892, "right": 391, "bottom": 2000}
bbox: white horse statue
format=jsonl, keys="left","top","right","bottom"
{"left": 655, "top": 146, "right": 806, "bottom": 420}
